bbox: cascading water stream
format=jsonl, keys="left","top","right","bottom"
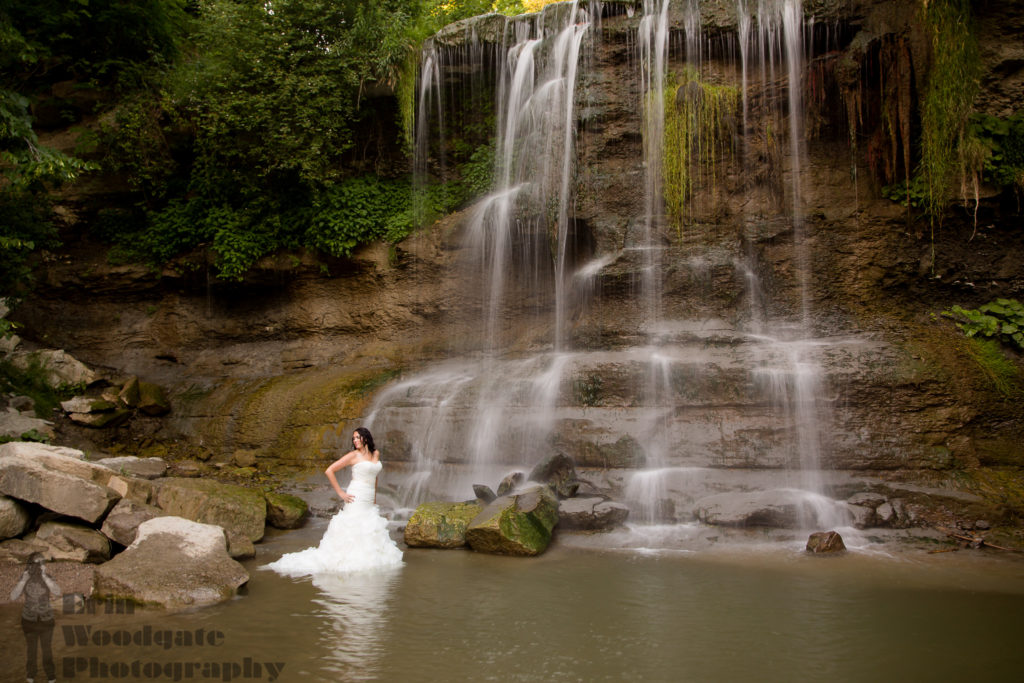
{"left": 371, "top": 0, "right": 858, "bottom": 542}
{"left": 369, "top": 2, "right": 594, "bottom": 506}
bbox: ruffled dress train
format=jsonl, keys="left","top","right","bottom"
{"left": 264, "top": 460, "right": 403, "bottom": 575}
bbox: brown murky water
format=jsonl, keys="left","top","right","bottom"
{"left": 3, "top": 521, "right": 1024, "bottom": 682}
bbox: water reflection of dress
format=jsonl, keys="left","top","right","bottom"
{"left": 265, "top": 460, "right": 403, "bottom": 575}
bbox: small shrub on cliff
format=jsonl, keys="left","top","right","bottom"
{"left": 943, "top": 298, "right": 1024, "bottom": 351}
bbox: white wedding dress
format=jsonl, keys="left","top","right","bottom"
{"left": 264, "top": 460, "right": 403, "bottom": 575}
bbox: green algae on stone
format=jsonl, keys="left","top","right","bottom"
{"left": 465, "top": 486, "right": 559, "bottom": 556}
{"left": 265, "top": 490, "right": 309, "bottom": 530}
{"left": 404, "top": 501, "right": 483, "bottom": 548}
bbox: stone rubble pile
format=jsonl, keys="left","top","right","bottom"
{"left": 0, "top": 442, "right": 308, "bottom": 608}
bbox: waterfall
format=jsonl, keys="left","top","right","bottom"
{"left": 373, "top": 0, "right": 857, "bottom": 539}
{"left": 372, "top": 2, "right": 594, "bottom": 500}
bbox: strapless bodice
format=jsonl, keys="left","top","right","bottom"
{"left": 348, "top": 459, "right": 382, "bottom": 504}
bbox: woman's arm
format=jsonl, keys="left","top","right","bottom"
{"left": 325, "top": 451, "right": 358, "bottom": 503}
{"left": 9, "top": 572, "right": 28, "bottom": 601}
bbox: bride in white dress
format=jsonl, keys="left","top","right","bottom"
{"left": 265, "top": 427, "right": 403, "bottom": 575}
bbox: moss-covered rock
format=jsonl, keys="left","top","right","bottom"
{"left": 265, "top": 491, "right": 309, "bottom": 530}
{"left": 153, "top": 477, "right": 267, "bottom": 542}
{"left": 465, "top": 486, "right": 559, "bottom": 556}
{"left": 404, "top": 501, "right": 483, "bottom": 548}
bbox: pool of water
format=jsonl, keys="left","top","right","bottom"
{"left": 3, "top": 521, "right": 1024, "bottom": 682}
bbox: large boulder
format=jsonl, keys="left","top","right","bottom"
{"left": 465, "top": 486, "right": 559, "bottom": 556}
{"left": 558, "top": 497, "right": 630, "bottom": 531}
{"left": 0, "top": 443, "right": 121, "bottom": 524}
{"left": 404, "top": 501, "right": 483, "bottom": 549}
{"left": 93, "top": 517, "right": 249, "bottom": 609}
{"left": 153, "top": 477, "right": 267, "bottom": 543}
{"left": 264, "top": 491, "right": 308, "bottom": 530}
{"left": 527, "top": 453, "right": 579, "bottom": 499}
{"left": 100, "top": 498, "right": 165, "bottom": 546}
{"left": 0, "top": 494, "right": 32, "bottom": 539}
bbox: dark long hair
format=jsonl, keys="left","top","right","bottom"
{"left": 354, "top": 427, "right": 376, "bottom": 453}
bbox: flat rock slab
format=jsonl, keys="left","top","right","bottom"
{"left": 694, "top": 489, "right": 850, "bottom": 528}
{"left": 94, "top": 456, "right": 168, "bottom": 480}
{"left": 0, "top": 443, "right": 121, "bottom": 524}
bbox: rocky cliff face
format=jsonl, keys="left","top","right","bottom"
{"left": 11, "top": 0, "right": 1024, "bottom": 532}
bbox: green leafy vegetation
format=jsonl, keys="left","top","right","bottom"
{"left": 967, "top": 111, "right": 1024, "bottom": 194}
{"left": 943, "top": 298, "right": 1024, "bottom": 351}
{"left": 1, "top": 0, "right": 525, "bottom": 292}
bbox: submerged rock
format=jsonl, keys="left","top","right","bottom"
{"left": 404, "top": 501, "right": 483, "bottom": 549}
{"left": 465, "top": 486, "right": 559, "bottom": 556}
{"left": 94, "top": 516, "right": 249, "bottom": 609}
{"left": 806, "top": 530, "right": 846, "bottom": 554}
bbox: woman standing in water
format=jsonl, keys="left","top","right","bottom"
{"left": 10, "top": 553, "right": 60, "bottom": 683}
{"left": 265, "top": 427, "right": 403, "bottom": 575}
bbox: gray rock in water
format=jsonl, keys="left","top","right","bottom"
{"left": 559, "top": 497, "right": 629, "bottom": 531}
{"left": 496, "top": 471, "right": 524, "bottom": 496}
{"left": 472, "top": 484, "right": 497, "bottom": 503}
{"left": 694, "top": 489, "right": 842, "bottom": 528}
{"left": 527, "top": 453, "right": 579, "bottom": 499}
{"left": 806, "top": 530, "right": 847, "bottom": 554}
{"left": 264, "top": 491, "right": 308, "bottom": 530}
{"left": 94, "top": 516, "right": 249, "bottom": 609}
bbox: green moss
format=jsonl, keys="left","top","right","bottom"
{"left": 960, "top": 337, "right": 1021, "bottom": 398}
{"left": 661, "top": 68, "right": 739, "bottom": 236}
{"left": 919, "top": 0, "right": 982, "bottom": 220}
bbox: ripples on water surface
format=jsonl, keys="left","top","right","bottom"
{"left": 3, "top": 521, "right": 1024, "bottom": 682}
